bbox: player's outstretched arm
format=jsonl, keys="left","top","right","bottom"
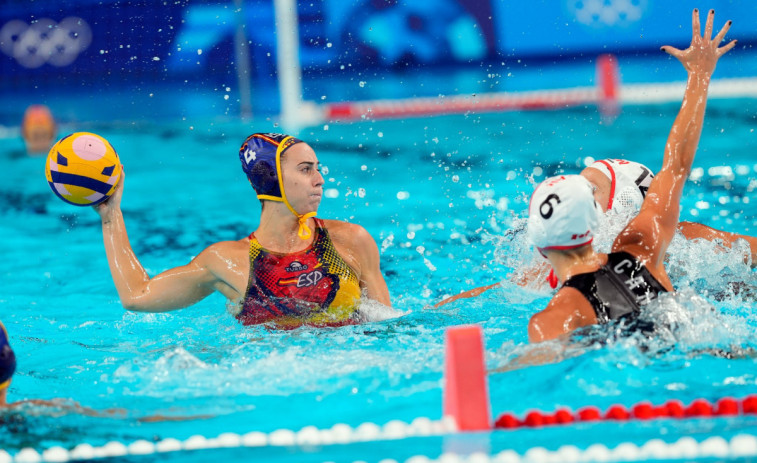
{"left": 614, "top": 9, "right": 736, "bottom": 272}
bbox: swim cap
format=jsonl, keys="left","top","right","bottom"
{"left": 527, "top": 175, "right": 601, "bottom": 252}
{"left": 0, "top": 321, "right": 15, "bottom": 389}
{"left": 22, "top": 105, "right": 55, "bottom": 135}
{"left": 588, "top": 159, "right": 654, "bottom": 214}
{"left": 22, "top": 104, "right": 56, "bottom": 153}
{"left": 239, "top": 133, "right": 316, "bottom": 239}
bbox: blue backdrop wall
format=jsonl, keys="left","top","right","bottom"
{"left": 1, "top": 0, "right": 755, "bottom": 117}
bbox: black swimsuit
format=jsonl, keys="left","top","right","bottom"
{"left": 564, "top": 253, "right": 756, "bottom": 358}
{"left": 562, "top": 251, "right": 668, "bottom": 323}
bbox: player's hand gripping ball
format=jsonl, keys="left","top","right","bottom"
{"left": 45, "top": 132, "right": 122, "bottom": 206}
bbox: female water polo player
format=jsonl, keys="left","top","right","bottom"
{"left": 0, "top": 321, "right": 17, "bottom": 407}
{"left": 436, "top": 157, "right": 756, "bottom": 308}
{"left": 95, "top": 133, "right": 391, "bottom": 327}
{"left": 21, "top": 104, "right": 56, "bottom": 155}
{"left": 527, "top": 9, "right": 736, "bottom": 342}
{"left": 581, "top": 158, "right": 757, "bottom": 265}
{"left": 435, "top": 14, "right": 744, "bottom": 309}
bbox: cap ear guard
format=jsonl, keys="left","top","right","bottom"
{"left": 249, "top": 159, "right": 280, "bottom": 200}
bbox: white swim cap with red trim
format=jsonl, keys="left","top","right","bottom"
{"left": 527, "top": 175, "right": 601, "bottom": 252}
{"left": 588, "top": 159, "right": 654, "bottom": 214}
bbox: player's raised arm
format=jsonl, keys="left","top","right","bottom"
{"left": 614, "top": 9, "right": 736, "bottom": 272}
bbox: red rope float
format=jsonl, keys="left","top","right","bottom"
{"left": 494, "top": 396, "right": 757, "bottom": 429}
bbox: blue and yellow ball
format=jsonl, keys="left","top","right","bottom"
{"left": 45, "top": 132, "right": 122, "bottom": 206}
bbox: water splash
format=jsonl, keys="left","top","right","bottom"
{"left": 356, "top": 297, "right": 407, "bottom": 323}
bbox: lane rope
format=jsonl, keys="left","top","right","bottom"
{"left": 494, "top": 395, "right": 757, "bottom": 429}
{"left": 374, "top": 434, "right": 757, "bottom": 463}
{"left": 0, "top": 417, "right": 457, "bottom": 463}
{"left": 322, "top": 70, "right": 757, "bottom": 122}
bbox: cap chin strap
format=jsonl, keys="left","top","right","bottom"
{"left": 537, "top": 248, "right": 560, "bottom": 289}
{"left": 269, "top": 136, "right": 315, "bottom": 240}
{"left": 290, "top": 209, "right": 316, "bottom": 240}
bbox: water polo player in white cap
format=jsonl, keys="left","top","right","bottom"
{"left": 435, "top": 11, "right": 742, "bottom": 310}
{"left": 581, "top": 158, "right": 757, "bottom": 265}
{"left": 527, "top": 9, "right": 736, "bottom": 342}
{"left": 95, "top": 133, "right": 390, "bottom": 328}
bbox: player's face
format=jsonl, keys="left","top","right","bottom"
{"left": 280, "top": 143, "right": 324, "bottom": 215}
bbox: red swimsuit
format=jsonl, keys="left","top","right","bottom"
{"left": 238, "top": 219, "right": 362, "bottom": 327}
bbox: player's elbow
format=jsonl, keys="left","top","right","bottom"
{"left": 121, "top": 298, "right": 148, "bottom": 312}
{"left": 528, "top": 315, "right": 549, "bottom": 343}
{"left": 120, "top": 290, "right": 157, "bottom": 313}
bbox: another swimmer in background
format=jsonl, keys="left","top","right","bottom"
{"left": 436, "top": 156, "right": 757, "bottom": 308}
{"left": 527, "top": 9, "right": 736, "bottom": 342}
{"left": 21, "top": 104, "right": 56, "bottom": 155}
{"left": 0, "top": 321, "right": 17, "bottom": 408}
{"left": 96, "top": 133, "right": 391, "bottom": 328}
{"left": 582, "top": 158, "right": 757, "bottom": 265}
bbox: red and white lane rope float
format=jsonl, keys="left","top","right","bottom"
{"left": 4, "top": 324, "right": 757, "bottom": 462}
{"left": 322, "top": 54, "right": 757, "bottom": 123}
{"left": 494, "top": 396, "right": 757, "bottom": 429}
{"left": 443, "top": 324, "right": 757, "bottom": 431}
{"left": 324, "top": 54, "right": 620, "bottom": 122}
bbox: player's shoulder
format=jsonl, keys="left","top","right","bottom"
{"left": 528, "top": 287, "right": 594, "bottom": 342}
{"left": 321, "top": 219, "right": 373, "bottom": 242}
{"left": 194, "top": 239, "right": 249, "bottom": 265}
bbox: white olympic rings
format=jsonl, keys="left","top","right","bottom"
{"left": 568, "top": 0, "right": 648, "bottom": 28}
{"left": 0, "top": 17, "right": 92, "bottom": 68}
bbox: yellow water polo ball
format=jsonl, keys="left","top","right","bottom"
{"left": 45, "top": 132, "right": 122, "bottom": 206}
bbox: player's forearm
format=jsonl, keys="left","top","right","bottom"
{"left": 101, "top": 211, "right": 150, "bottom": 305}
{"left": 662, "top": 71, "right": 711, "bottom": 176}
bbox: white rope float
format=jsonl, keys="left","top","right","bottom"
{"left": 379, "top": 434, "right": 757, "bottom": 463}
{"left": 5, "top": 429, "right": 757, "bottom": 463}
{"left": 0, "top": 416, "right": 457, "bottom": 463}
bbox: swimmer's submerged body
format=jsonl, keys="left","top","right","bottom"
{"left": 527, "top": 9, "right": 736, "bottom": 342}
{"left": 0, "top": 320, "right": 211, "bottom": 421}
{"left": 96, "top": 133, "right": 390, "bottom": 327}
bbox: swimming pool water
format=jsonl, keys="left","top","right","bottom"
{"left": 1, "top": 95, "right": 757, "bottom": 462}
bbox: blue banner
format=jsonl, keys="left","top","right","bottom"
{"left": 1, "top": 0, "right": 755, "bottom": 110}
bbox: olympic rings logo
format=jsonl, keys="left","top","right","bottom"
{"left": 0, "top": 17, "right": 92, "bottom": 68}
{"left": 567, "top": 0, "right": 648, "bottom": 28}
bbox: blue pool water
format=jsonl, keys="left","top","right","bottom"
{"left": 1, "top": 88, "right": 757, "bottom": 461}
